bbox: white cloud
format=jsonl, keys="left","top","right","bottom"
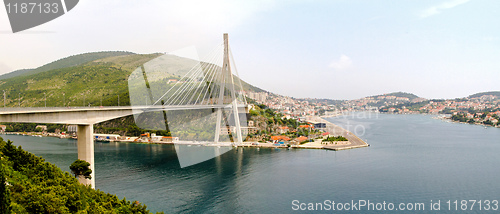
{"left": 329, "top": 54, "right": 352, "bottom": 70}
{"left": 419, "top": 0, "right": 470, "bottom": 18}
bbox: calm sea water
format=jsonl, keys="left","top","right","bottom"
{"left": 3, "top": 113, "right": 500, "bottom": 213}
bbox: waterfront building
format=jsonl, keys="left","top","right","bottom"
{"left": 161, "top": 136, "right": 179, "bottom": 143}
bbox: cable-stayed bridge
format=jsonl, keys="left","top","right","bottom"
{"left": 0, "top": 34, "right": 249, "bottom": 188}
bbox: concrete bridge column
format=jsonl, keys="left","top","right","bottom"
{"left": 77, "top": 124, "right": 95, "bottom": 188}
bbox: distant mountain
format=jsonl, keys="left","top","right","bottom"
{"left": 370, "top": 92, "right": 420, "bottom": 100}
{"left": 468, "top": 91, "right": 500, "bottom": 98}
{"left": 0, "top": 51, "right": 135, "bottom": 80}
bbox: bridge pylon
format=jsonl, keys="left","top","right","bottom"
{"left": 214, "top": 33, "right": 243, "bottom": 145}
{"left": 77, "top": 124, "right": 95, "bottom": 187}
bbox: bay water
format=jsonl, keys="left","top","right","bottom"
{"left": 3, "top": 113, "right": 500, "bottom": 213}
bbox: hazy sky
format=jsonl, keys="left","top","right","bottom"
{"left": 0, "top": 0, "right": 499, "bottom": 100}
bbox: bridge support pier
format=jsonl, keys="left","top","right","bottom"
{"left": 77, "top": 124, "right": 95, "bottom": 188}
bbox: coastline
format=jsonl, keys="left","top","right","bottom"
{"left": 1, "top": 115, "right": 370, "bottom": 151}
{"left": 436, "top": 115, "right": 499, "bottom": 129}
{"left": 380, "top": 112, "right": 500, "bottom": 128}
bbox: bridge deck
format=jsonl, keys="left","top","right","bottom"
{"left": 0, "top": 104, "right": 248, "bottom": 125}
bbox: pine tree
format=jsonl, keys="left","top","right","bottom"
{"left": 70, "top": 159, "right": 92, "bottom": 179}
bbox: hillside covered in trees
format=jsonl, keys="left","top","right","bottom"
{"left": 0, "top": 137, "right": 163, "bottom": 213}
{"left": 0, "top": 53, "right": 162, "bottom": 107}
{"left": 370, "top": 92, "right": 420, "bottom": 100}
{"left": 0, "top": 51, "right": 135, "bottom": 80}
{"left": 0, "top": 51, "right": 263, "bottom": 108}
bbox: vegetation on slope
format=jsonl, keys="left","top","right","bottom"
{"left": 370, "top": 92, "right": 420, "bottom": 100}
{"left": 0, "top": 54, "right": 160, "bottom": 107}
{"left": 0, "top": 51, "right": 267, "bottom": 139}
{"left": 468, "top": 91, "right": 500, "bottom": 98}
{"left": 0, "top": 51, "right": 135, "bottom": 80}
{"left": 0, "top": 52, "right": 264, "bottom": 108}
{"left": 0, "top": 69, "right": 33, "bottom": 80}
{"left": 0, "top": 137, "right": 163, "bottom": 213}
{"left": 0, "top": 123, "right": 64, "bottom": 133}
{"left": 379, "top": 101, "right": 430, "bottom": 113}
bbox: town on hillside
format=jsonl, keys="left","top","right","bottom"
{"left": 248, "top": 90, "right": 500, "bottom": 128}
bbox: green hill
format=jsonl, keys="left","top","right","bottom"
{"left": 0, "top": 52, "right": 264, "bottom": 108}
{"left": 0, "top": 53, "right": 161, "bottom": 107}
{"left": 371, "top": 92, "right": 420, "bottom": 100}
{"left": 468, "top": 91, "right": 500, "bottom": 98}
{"left": 0, "top": 51, "right": 135, "bottom": 80}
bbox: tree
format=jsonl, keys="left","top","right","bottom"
{"left": 155, "top": 130, "right": 171, "bottom": 137}
{"left": 483, "top": 120, "right": 494, "bottom": 126}
{"left": 127, "top": 125, "right": 142, "bottom": 137}
{"left": 69, "top": 159, "right": 92, "bottom": 180}
{"left": 249, "top": 109, "right": 259, "bottom": 117}
{"left": 0, "top": 159, "right": 10, "bottom": 214}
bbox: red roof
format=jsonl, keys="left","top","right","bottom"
{"left": 295, "top": 136, "right": 308, "bottom": 141}
{"left": 271, "top": 136, "right": 291, "bottom": 141}
{"left": 321, "top": 132, "right": 330, "bottom": 136}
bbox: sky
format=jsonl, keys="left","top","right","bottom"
{"left": 0, "top": 0, "right": 499, "bottom": 100}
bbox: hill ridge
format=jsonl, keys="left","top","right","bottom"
{"left": 468, "top": 91, "right": 500, "bottom": 98}
{"left": 0, "top": 51, "right": 135, "bottom": 80}
{"left": 0, "top": 53, "right": 264, "bottom": 108}
{"left": 368, "top": 91, "right": 420, "bottom": 99}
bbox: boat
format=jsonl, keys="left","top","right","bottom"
{"left": 95, "top": 137, "right": 111, "bottom": 143}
